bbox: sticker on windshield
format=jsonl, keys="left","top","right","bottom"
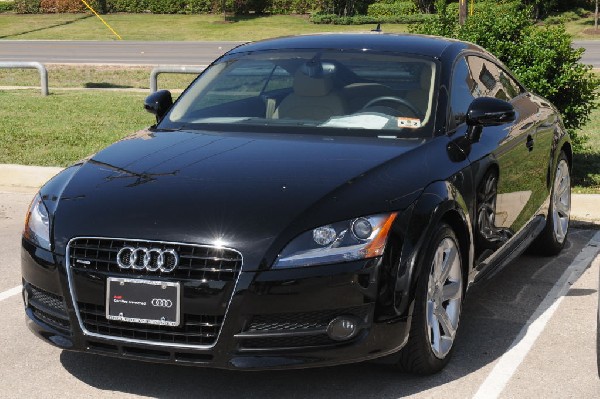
{"left": 397, "top": 117, "right": 422, "bottom": 128}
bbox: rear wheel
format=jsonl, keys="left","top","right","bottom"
{"left": 397, "top": 223, "right": 464, "bottom": 374}
{"left": 531, "top": 151, "right": 571, "bottom": 256}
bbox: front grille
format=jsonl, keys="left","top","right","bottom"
{"left": 239, "top": 306, "right": 371, "bottom": 350}
{"left": 68, "top": 237, "right": 241, "bottom": 347}
{"left": 28, "top": 284, "right": 70, "bottom": 333}
{"left": 78, "top": 302, "right": 223, "bottom": 346}
{"left": 246, "top": 306, "right": 371, "bottom": 333}
{"left": 69, "top": 238, "right": 242, "bottom": 281}
{"left": 241, "top": 334, "right": 337, "bottom": 349}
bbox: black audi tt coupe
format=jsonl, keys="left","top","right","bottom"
{"left": 21, "top": 33, "right": 571, "bottom": 374}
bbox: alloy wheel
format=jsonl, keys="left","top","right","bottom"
{"left": 552, "top": 159, "right": 571, "bottom": 244}
{"left": 426, "top": 237, "right": 463, "bottom": 359}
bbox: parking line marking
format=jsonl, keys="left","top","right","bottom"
{"left": 472, "top": 230, "right": 600, "bottom": 399}
{"left": 0, "top": 286, "right": 21, "bottom": 302}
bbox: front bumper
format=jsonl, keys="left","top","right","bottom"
{"left": 21, "top": 238, "right": 410, "bottom": 370}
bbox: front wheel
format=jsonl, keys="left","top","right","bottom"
{"left": 397, "top": 223, "right": 464, "bottom": 374}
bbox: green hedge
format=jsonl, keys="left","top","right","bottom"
{"left": 14, "top": 0, "right": 107, "bottom": 13}
{"left": 11, "top": 0, "right": 365, "bottom": 14}
{"left": 0, "top": 1, "right": 15, "bottom": 12}
{"left": 185, "top": 0, "right": 213, "bottom": 13}
{"left": 14, "top": 0, "right": 39, "bottom": 13}
{"left": 104, "top": 0, "right": 212, "bottom": 14}
{"left": 148, "top": 0, "right": 186, "bottom": 14}
{"left": 104, "top": 0, "right": 145, "bottom": 13}
{"left": 367, "top": 1, "right": 416, "bottom": 18}
{"left": 311, "top": 12, "right": 432, "bottom": 24}
{"left": 12, "top": 0, "right": 318, "bottom": 14}
{"left": 12, "top": 0, "right": 273, "bottom": 14}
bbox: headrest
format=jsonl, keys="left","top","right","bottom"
{"left": 293, "top": 61, "right": 335, "bottom": 97}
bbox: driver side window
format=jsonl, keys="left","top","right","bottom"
{"left": 449, "top": 57, "right": 477, "bottom": 128}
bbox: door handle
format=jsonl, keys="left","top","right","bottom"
{"left": 526, "top": 135, "right": 534, "bottom": 152}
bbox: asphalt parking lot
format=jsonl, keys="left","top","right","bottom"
{"left": 1, "top": 189, "right": 599, "bottom": 398}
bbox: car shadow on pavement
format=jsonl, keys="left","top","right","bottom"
{"left": 59, "top": 228, "right": 597, "bottom": 398}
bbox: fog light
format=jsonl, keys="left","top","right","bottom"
{"left": 326, "top": 316, "right": 359, "bottom": 341}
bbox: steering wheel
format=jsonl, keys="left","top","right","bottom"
{"left": 362, "top": 96, "right": 423, "bottom": 120}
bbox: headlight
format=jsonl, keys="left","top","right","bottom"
{"left": 273, "top": 212, "right": 397, "bottom": 269}
{"left": 23, "top": 193, "right": 51, "bottom": 250}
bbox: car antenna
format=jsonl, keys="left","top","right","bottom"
{"left": 371, "top": 23, "right": 382, "bottom": 32}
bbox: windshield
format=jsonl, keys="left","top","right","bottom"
{"left": 160, "top": 49, "right": 438, "bottom": 138}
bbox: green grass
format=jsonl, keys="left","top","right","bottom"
{"left": 0, "top": 13, "right": 89, "bottom": 39}
{"left": 572, "top": 106, "right": 600, "bottom": 193}
{"left": 0, "top": 90, "right": 152, "bottom": 166}
{"left": 563, "top": 15, "right": 600, "bottom": 39}
{"left": 0, "top": 14, "right": 409, "bottom": 41}
{"left": 0, "top": 65, "right": 197, "bottom": 90}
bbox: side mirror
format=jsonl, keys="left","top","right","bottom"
{"left": 144, "top": 90, "right": 173, "bottom": 123}
{"left": 466, "top": 97, "right": 516, "bottom": 127}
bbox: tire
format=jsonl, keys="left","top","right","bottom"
{"left": 397, "top": 223, "right": 464, "bottom": 374}
{"left": 530, "top": 151, "right": 571, "bottom": 256}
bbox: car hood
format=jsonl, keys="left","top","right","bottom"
{"left": 50, "top": 129, "right": 428, "bottom": 269}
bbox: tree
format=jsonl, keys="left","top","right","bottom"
{"left": 459, "top": 0, "right": 467, "bottom": 25}
{"left": 594, "top": 0, "right": 598, "bottom": 30}
{"left": 318, "top": 0, "right": 374, "bottom": 16}
{"left": 521, "top": 0, "right": 558, "bottom": 19}
{"left": 412, "top": 1, "right": 600, "bottom": 148}
{"left": 412, "top": 0, "right": 435, "bottom": 14}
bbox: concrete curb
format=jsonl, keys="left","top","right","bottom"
{"left": 0, "top": 164, "right": 598, "bottom": 224}
{"left": 0, "top": 164, "right": 62, "bottom": 193}
{"left": 570, "top": 193, "right": 600, "bottom": 226}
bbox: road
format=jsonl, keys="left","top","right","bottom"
{"left": 574, "top": 40, "right": 600, "bottom": 67}
{"left": 0, "top": 40, "right": 599, "bottom": 67}
{"left": 0, "top": 40, "right": 243, "bottom": 65}
{"left": 1, "top": 188, "right": 599, "bottom": 398}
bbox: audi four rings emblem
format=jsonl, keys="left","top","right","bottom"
{"left": 151, "top": 298, "right": 173, "bottom": 308}
{"left": 116, "top": 247, "right": 179, "bottom": 272}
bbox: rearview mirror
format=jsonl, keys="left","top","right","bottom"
{"left": 466, "top": 97, "right": 516, "bottom": 127}
{"left": 144, "top": 90, "right": 173, "bottom": 123}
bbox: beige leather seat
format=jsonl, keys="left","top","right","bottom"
{"left": 274, "top": 66, "right": 346, "bottom": 121}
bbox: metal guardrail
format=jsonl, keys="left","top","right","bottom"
{"left": 0, "top": 62, "right": 48, "bottom": 96}
{"left": 149, "top": 66, "right": 206, "bottom": 93}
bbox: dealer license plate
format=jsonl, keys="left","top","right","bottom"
{"left": 106, "top": 277, "right": 180, "bottom": 327}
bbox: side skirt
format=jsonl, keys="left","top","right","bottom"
{"left": 472, "top": 215, "right": 546, "bottom": 284}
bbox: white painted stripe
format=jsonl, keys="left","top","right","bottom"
{"left": 472, "top": 230, "right": 600, "bottom": 399}
{"left": 0, "top": 286, "right": 21, "bottom": 302}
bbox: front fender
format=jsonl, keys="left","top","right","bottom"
{"left": 377, "top": 179, "right": 473, "bottom": 320}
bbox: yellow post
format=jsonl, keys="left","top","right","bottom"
{"left": 470, "top": 0, "right": 475, "bottom": 16}
{"left": 79, "top": 0, "right": 122, "bottom": 40}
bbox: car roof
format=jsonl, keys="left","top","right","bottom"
{"left": 227, "top": 33, "right": 478, "bottom": 60}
